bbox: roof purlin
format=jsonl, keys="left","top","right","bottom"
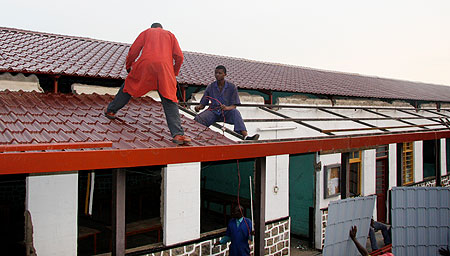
{"left": 2, "top": 129, "right": 450, "bottom": 175}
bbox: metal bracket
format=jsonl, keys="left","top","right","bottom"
{"left": 314, "top": 161, "right": 322, "bottom": 172}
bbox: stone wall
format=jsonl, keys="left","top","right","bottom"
{"left": 411, "top": 174, "right": 450, "bottom": 187}
{"left": 320, "top": 209, "right": 328, "bottom": 248}
{"left": 442, "top": 175, "right": 450, "bottom": 187}
{"left": 138, "top": 218, "right": 290, "bottom": 256}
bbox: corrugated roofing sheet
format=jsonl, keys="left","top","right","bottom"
{"left": 322, "top": 195, "right": 376, "bottom": 256}
{"left": 0, "top": 90, "right": 236, "bottom": 149}
{"left": 1, "top": 27, "right": 450, "bottom": 102}
{"left": 391, "top": 187, "right": 450, "bottom": 256}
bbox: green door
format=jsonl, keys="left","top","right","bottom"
{"left": 289, "top": 153, "right": 315, "bottom": 237}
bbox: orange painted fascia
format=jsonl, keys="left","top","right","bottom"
{"left": 1, "top": 130, "right": 449, "bottom": 175}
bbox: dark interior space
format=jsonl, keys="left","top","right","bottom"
{"left": 0, "top": 174, "right": 26, "bottom": 256}
{"left": 78, "top": 166, "right": 163, "bottom": 255}
{"left": 423, "top": 140, "right": 437, "bottom": 178}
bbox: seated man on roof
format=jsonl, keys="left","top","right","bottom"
{"left": 194, "top": 65, "right": 259, "bottom": 140}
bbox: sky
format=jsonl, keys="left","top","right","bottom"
{"left": 2, "top": 0, "right": 450, "bottom": 86}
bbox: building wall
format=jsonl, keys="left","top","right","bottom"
{"left": 26, "top": 172, "right": 78, "bottom": 256}
{"left": 164, "top": 162, "right": 201, "bottom": 245}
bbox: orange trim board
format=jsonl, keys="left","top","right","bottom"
{"left": 1, "top": 130, "right": 449, "bottom": 175}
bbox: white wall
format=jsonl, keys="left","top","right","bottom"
{"left": 315, "top": 153, "right": 341, "bottom": 248}
{"left": 163, "top": 162, "right": 201, "bottom": 246}
{"left": 441, "top": 138, "right": 447, "bottom": 175}
{"left": 265, "top": 154, "right": 289, "bottom": 221}
{"left": 388, "top": 143, "right": 397, "bottom": 190}
{"left": 317, "top": 153, "right": 342, "bottom": 209}
{"left": 362, "top": 149, "right": 377, "bottom": 220}
{"left": 26, "top": 172, "right": 78, "bottom": 256}
{"left": 362, "top": 149, "right": 376, "bottom": 196}
{"left": 414, "top": 141, "right": 424, "bottom": 182}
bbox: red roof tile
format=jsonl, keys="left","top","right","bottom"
{"left": 0, "top": 90, "right": 236, "bottom": 149}
{"left": 1, "top": 27, "right": 450, "bottom": 102}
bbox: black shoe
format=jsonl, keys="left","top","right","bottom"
{"left": 104, "top": 110, "right": 116, "bottom": 120}
{"left": 245, "top": 134, "right": 260, "bottom": 140}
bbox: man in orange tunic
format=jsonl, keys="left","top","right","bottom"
{"left": 105, "top": 23, "right": 191, "bottom": 145}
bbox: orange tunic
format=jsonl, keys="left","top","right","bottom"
{"left": 123, "top": 27, "right": 183, "bottom": 102}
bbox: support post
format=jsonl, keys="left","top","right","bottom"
{"left": 53, "top": 76, "right": 59, "bottom": 93}
{"left": 435, "top": 139, "right": 442, "bottom": 186}
{"left": 112, "top": 169, "right": 126, "bottom": 256}
{"left": 254, "top": 157, "right": 266, "bottom": 256}
{"left": 340, "top": 152, "right": 349, "bottom": 199}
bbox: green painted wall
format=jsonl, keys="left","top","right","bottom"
{"left": 201, "top": 159, "right": 254, "bottom": 215}
{"left": 289, "top": 153, "right": 315, "bottom": 237}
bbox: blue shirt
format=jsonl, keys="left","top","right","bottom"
{"left": 199, "top": 81, "right": 241, "bottom": 115}
{"left": 219, "top": 217, "right": 252, "bottom": 256}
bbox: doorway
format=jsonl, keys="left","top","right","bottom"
{"left": 375, "top": 145, "right": 389, "bottom": 223}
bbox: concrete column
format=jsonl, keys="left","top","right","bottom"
{"left": 163, "top": 162, "right": 201, "bottom": 245}
{"left": 362, "top": 149, "right": 376, "bottom": 196}
{"left": 265, "top": 154, "right": 289, "bottom": 221}
{"left": 26, "top": 172, "right": 78, "bottom": 256}
{"left": 441, "top": 138, "right": 447, "bottom": 176}
{"left": 414, "top": 141, "right": 423, "bottom": 183}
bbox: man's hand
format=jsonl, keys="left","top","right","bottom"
{"left": 194, "top": 106, "right": 200, "bottom": 112}
{"left": 439, "top": 247, "right": 450, "bottom": 256}
{"left": 220, "top": 104, "right": 234, "bottom": 111}
{"left": 349, "top": 226, "right": 357, "bottom": 240}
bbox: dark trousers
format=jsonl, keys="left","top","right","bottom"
{"left": 194, "top": 108, "right": 247, "bottom": 133}
{"left": 107, "top": 83, "right": 184, "bottom": 137}
{"left": 368, "top": 221, "right": 392, "bottom": 250}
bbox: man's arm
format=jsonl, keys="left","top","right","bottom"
{"left": 171, "top": 34, "right": 183, "bottom": 76}
{"left": 126, "top": 31, "right": 146, "bottom": 71}
{"left": 349, "top": 226, "right": 369, "bottom": 256}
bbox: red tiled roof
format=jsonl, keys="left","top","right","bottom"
{"left": 0, "top": 90, "right": 236, "bottom": 149}
{"left": 1, "top": 27, "right": 450, "bottom": 102}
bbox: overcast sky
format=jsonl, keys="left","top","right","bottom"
{"left": 2, "top": 0, "right": 450, "bottom": 86}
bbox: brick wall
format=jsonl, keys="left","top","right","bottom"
{"left": 138, "top": 218, "right": 290, "bottom": 256}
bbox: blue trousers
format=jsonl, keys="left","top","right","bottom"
{"left": 368, "top": 221, "right": 391, "bottom": 250}
{"left": 107, "top": 83, "right": 184, "bottom": 137}
{"left": 194, "top": 108, "right": 247, "bottom": 133}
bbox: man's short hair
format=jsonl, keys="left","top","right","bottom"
{"left": 151, "top": 23, "right": 163, "bottom": 28}
{"left": 215, "top": 65, "right": 227, "bottom": 74}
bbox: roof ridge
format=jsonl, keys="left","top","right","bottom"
{"left": 0, "top": 26, "right": 130, "bottom": 47}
